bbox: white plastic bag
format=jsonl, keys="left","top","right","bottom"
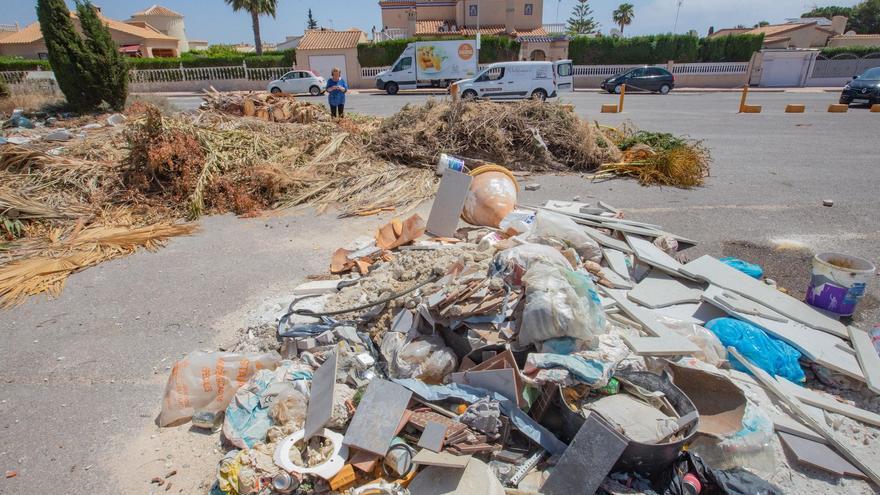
{"left": 499, "top": 210, "right": 536, "bottom": 236}
{"left": 494, "top": 242, "right": 573, "bottom": 286}
{"left": 381, "top": 332, "right": 457, "bottom": 384}
{"left": 518, "top": 262, "right": 606, "bottom": 346}
{"left": 660, "top": 317, "right": 728, "bottom": 367}
{"left": 159, "top": 351, "right": 281, "bottom": 427}
{"left": 526, "top": 211, "right": 602, "bottom": 262}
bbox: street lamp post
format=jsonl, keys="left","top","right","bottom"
{"left": 672, "top": 0, "right": 683, "bottom": 33}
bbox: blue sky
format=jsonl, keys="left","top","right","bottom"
{"left": 4, "top": 0, "right": 861, "bottom": 44}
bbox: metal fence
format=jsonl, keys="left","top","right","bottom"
{"left": 129, "top": 66, "right": 288, "bottom": 84}
{"left": 811, "top": 53, "right": 880, "bottom": 79}
{"left": 671, "top": 62, "right": 749, "bottom": 74}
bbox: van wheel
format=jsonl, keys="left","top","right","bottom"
{"left": 613, "top": 85, "right": 622, "bottom": 94}
{"left": 270, "top": 87, "right": 282, "bottom": 95}
{"left": 386, "top": 82, "right": 399, "bottom": 95}
{"left": 531, "top": 88, "right": 547, "bottom": 101}
{"left": 659, "top": 84, "right": 671, "bottom": 95}
{"left": 309, "top": 85, "right": 321, "bottom": 96}
{"left": 461, "top": 89, "right": 478, "bottom": 100}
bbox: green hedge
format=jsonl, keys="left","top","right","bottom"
{"left": 0, "top": 50, "right": 295, "bottom": 72}
{"left": 569, "top": 33, "right": 763, "bottom": 64}
{"left": 820, "top": 45, "right": 880, "bottom": 58}
{"left": 697, "top": 34, "right": 764, "bottom": 62}
{"left": 0, "top": 56, "right": 52, "bottom": 71}
{"left": 357, "top": 36, "right": 521, "bottom": 67}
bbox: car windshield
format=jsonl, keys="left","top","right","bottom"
{"left": 860, "top": 67, "right": 880, "bottom": 80}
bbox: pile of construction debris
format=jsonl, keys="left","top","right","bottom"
{"left": 157, "top": 164, "right": 880, "bottom": 494}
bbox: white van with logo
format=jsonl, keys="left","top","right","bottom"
{"left": 452, "top": 61, "right": 557, "bottom": 101}
{"left": 554, "top": 59, "right": 574, "bottom": 92}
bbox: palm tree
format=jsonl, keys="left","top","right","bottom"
{"left": 612, "top": 3, "right": 635, "bottom": 34}
{"left": 225, "top": 0, "right": 278, "bottom": 55}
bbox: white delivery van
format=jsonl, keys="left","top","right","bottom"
{"left": 452, "top": 61, "right": 557, "bottom": 101}
{"left": 554, "top": 59, "right": 574, "bottom": 92}
{"left": 375, "top": 40, "right": 478, "bottom": 95}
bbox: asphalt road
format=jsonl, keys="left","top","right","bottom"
{"left": 2, "top": 90, "right": 879, "bottom": 494}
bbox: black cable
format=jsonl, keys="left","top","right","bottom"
{"left": 382, "top": 442, "right": 416, "bottom": 478}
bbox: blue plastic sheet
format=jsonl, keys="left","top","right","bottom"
{"left": 720, "top": 257, "right": 764, "bottom": 279}
{"left": 393, "top": 379, "right": 567, "bottom": 454}
{"left": 525, "top": 353, "right": 608, "bottom": 385}
{"left": 705, "top": 317, "right": 805, "bottom": 383}
{"left": 223, "top": 368, "right": 312, "bottom": 448}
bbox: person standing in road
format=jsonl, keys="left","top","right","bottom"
{"left": 326, "top": 67, "right": 348, "bottom": 119}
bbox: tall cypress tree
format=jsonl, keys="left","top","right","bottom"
{"left": 76, "top": 0, "right": 128, "bottom": 110}
{"left": 36, "top": 0, "right": 98, "bottom": 110}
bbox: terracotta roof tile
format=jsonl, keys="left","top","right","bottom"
{"left": 297, "top": 30, "right": 366, "bottom": 50}
{"left": 415, "top": 20, "right": 546, "bottom": 37}
{"left": 132, "top": 4, "right": 184, "bottom": 18}
{"left": 0, "top": 12, "right": 177, "bottom": 46}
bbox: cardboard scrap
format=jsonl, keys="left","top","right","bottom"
{"left": 668, "top": 363, "right": 745, "bottom": 439}
{"left": 412, "top": 450, "right": 472, "bottom": 469}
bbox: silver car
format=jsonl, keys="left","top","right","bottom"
{"left": 267, "top": 70, "right": 326, "bottom": 96}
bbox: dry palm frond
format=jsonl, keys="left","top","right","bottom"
{"left": 372, "top": 98, "right": 621, "bottom": 171}
{"left": 0, "top": 187, "right": 91, "bottom": 220}
{"left": 597, "top": 144, "right": 710, "bottom": 188}
{"left": 0, "top": 222, "right": 197, "bottom": 308}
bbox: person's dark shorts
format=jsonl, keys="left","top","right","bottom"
{"left": 330, "top": 104, "right": 344, "bottom": 118}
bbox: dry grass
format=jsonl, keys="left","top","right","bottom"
{"left": 371, "top": 98, "right": 621, "bottom": 171}
{"left": 0, "top": 93, "right": 64, "bottom": 115}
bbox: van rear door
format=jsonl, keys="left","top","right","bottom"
{"left": 554, "top": 60, "right": 574, "bottom": 92}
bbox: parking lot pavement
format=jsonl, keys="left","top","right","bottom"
{"left": 1, "top": 89, "right": 875, "bottom": 495}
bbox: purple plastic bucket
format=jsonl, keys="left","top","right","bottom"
{"left": 806, "top": 252, "right": 875, "bottom": 316}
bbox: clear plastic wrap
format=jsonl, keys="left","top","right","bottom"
{"left": 518, "top": 262, "right": 606, "bottom": 346}
{"left": 527, "top": 211, "right": 602, "bottom": 262}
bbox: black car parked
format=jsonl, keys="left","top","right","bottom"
{"left": 601, "top": 66, "right": 675, "bottom": 94}
{"left": 839, "top": 67, "right": 880, "bottom": 106}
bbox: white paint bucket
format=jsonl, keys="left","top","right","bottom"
{"left": 805, "top": 252, "right": 876, "bottom": 316}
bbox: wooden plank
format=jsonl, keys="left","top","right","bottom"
{"left": 849, "top": 326, "right": 880, "bottom": 395}
{"left": 304, "top": 349, "right": 338, "bottom": 440}
{"left": 426, "top": 170, "right": 472, "bottom": 238}
{"left": 683, "top": 255, "right": 847, "bottom": 338}
{"left": 728, "top": 347, "right": 880, "bottom": 488}
{"left": 778, "top": 431, "right": 866, "bottom": 479}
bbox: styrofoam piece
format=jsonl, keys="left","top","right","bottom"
{"left": 628, "top": 270, "right": 704, "bottom": 308}
{"left": 682, "top": 255, "right": 847, "bottom": 338}
{"left": 274, "top": 428, "right": 348, "bottom": 479}
{"left": 601, "top": 268, "right": 633, "bottom": 289}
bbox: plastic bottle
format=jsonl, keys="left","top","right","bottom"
{"left": 871, "top": 325, "right": 880, "bottom": 356}
{"left": 436, "top": 153, "right": 467, "bottom": 175}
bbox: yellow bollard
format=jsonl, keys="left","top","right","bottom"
{"left": 785, "top": 104, "right": 806, "bottom": 113}
{"left": 738, "top": 85, "right": 762, "bottom": 113}
{"left": 738, "top": 85, "right": 749, "bottom": 113}
{"left": 871, "top": 104, "right": 880, "bottom": 113}
{"left": 828, "top": 104, "right": 848, "bottom": 113}
{"left": 601, "top": 104, "right": 619, "bottom": 113}
{"left": 618, "top": 84, "right": 626, "bottom": 113}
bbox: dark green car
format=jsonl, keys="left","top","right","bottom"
{"left": 839, "top": 67, "right": 880, "bottom": 106}
{"left": 601, "top": 66, "right": 675, "bottom": 94}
